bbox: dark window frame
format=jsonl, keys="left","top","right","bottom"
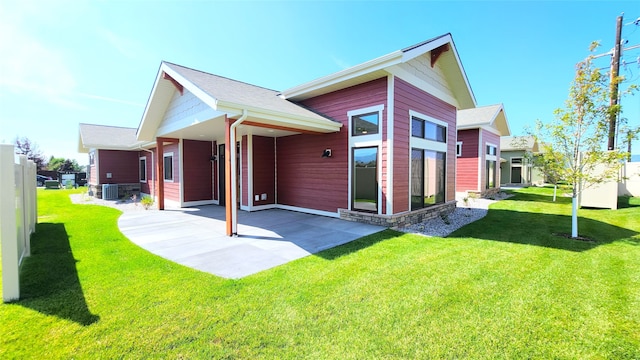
{"left": 351, "top": 112, "right": 380, "bottom": 136}
{"left": 411, "top": 148, "right": 446, "bottom": 210}
{"left": 163, "top": 153, "right": 173, "bottom": 182}
{"left": 412, "top": 116, "right": 446, "bottom": 143}
{"left": 139, "top": 157, "right": 147, "bottom": 182}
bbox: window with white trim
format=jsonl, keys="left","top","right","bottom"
{"left": 409, "top": 111, "right": 448, "bottom": 209}
{"left": 163, "top": 152, "right": 173, "bottom": 182}
{"left": 348, "top": 104, "right": 384, "bottom": 213}
{"left": 139, "top": 157, "right": 147, "bottom": 182}
{"left": 411, "top": 149, "right": 446, "bottom": 210}
{"left": 485, "top": 143, "right": 498, "bottom": 189}
{"left": 352, "top": 112, "right": 379, "bottom": 136}
{"left": 456, "top": 142, "right": 463, "bottom": 157}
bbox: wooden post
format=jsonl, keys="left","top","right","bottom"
{"left": 224, "top": 116, "right": 234, "bottom": 236}
{"left": 608, "top": 14, "right": 623, "bottom": 150}
{"left": 157, "top": 138, "right": 165, "bottom": 210}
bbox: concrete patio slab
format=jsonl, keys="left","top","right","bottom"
{"left": 118, "top": 206, "right": 385, "bottom": 278}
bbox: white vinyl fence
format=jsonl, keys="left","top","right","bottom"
{"left": 1, "top": 144, "right": 37, "bottom": 302}
{"left": 619, "top": 162, "right": 640, "bottom": 197}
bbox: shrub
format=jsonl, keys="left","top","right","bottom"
{"left": 140, "top": 195, "right": 154, "bottom": 210}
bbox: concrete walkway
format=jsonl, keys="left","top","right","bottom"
{"left": 118, "top": 206, "right": 385, "bottom": 278}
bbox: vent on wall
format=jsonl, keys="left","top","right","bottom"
{"left": 102, "top": 184, "right": 118, "bottom": 200}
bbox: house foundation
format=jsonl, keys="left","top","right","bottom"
{"left": 339, "top": 201, "right": 456, "bottom": 228}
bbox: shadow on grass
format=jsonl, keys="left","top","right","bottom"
{"left": 316, "top": 230, "right": 395, "bottom": 260}
{"left": 618, "top": 196, "right": 640, "bottom": 209}
{"left": 17, "top": 223, "right": 100, "bottom": 326}
{"left": 450, "top": 210, "right": 639, "bottom": 252}
{"left": 501, "top": 190, "right": 572, "bottom": 205}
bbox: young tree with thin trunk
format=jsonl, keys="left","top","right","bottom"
{"left": 532, "top": 42, "right": 635, "bottom": 238}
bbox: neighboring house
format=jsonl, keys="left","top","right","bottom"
{"left": 455, "top": 104, "right": 510, "bottom": 196}
{"left": 499, "top": 135, "right": 543, "bottom": 185}
{"left": 79, "top": 33, "right": 501, "bottom": 235}
{"left": 78, "top": 124, "right": 146, "bottom": 198}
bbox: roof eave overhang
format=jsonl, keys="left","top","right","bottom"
{"left": 281, "top": 34, "right": 476, "bottom": 110}
{"left": 218, "top": 101, "right": 342, "bottom": 133}
{"left": 281, "top": 52, "right": 403, "bottom": 101}
{"left": 137, "top": 63, "right": 221, "bottom": 142}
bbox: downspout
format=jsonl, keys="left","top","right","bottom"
{"left": 230, "top": 109, "right": 248, "bottom": 235}
{"left": 139, "top": 146, "right": 155, "bottom": 200}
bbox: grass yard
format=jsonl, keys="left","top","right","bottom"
{"left": 1, "top": 187, "right": 639, "bottom": 359}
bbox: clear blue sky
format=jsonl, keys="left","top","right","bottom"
{"left": 1, "top": 0, "right": 638, "bottom": 166}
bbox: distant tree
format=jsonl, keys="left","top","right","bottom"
{"left": 48, "top": 156, "right": 81, "bottom": 172}
{"left": 532, "top": 42, "right": 636, "bottom": 238}
{"left": 48, "top": 156, "right": 65, "bottom": 171}
{"left": 14, "top": 136, "right": 47, "bottom": 170}
{"left": 529, "top": 145, "right": 564, "bottom": 201}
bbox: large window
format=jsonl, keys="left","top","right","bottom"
{"left": 411, "top": 149, "right": 446, "bottom": 210}
{"left": 485, "top": 143, "right": 497, "bottom": 189}
{"left": 352, "top": 147, "right": 378, "bottom": 212}
{"left": 486, "top": 160, "right": 496, "bottom": 189}
{"left": 352, "top": 112, "right": 379, "bottom": 136}
{"left": 412, "top": 116, "right": 446, "bottom": 142}
{"left": 139, "top": 157, "right": 147, "bottom": 182}
{"left": 163, "top": 152, "right": 173, "bottom": 181}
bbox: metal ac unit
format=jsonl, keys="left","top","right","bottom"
{"left": 102, "top": 184, "right": 118, "bottom": 200}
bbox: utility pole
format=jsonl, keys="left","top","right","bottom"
{"left": 607, "top": 14, "right": 623, "bottom": 150}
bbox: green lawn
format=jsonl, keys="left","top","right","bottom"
{"left": 1, "top": 187, "right": 639, "bottom": 359}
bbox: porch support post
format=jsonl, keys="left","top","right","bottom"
{"left": 156, "top": 138, "right": 165, "bottom": 210}
{"left": 224, "top": 116, "right": 235, "bottom": 236}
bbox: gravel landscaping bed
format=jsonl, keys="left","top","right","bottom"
{"left": 396, "top": 192, "right": 512, "bottom": 237}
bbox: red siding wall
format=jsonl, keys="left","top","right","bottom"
{"left": 89, "top": 164, "right": 97, "bottom": 185}
{"left": 456, "top": 129, "right": 480, "bottom": 192}
{"left": 162, "top": 143, "right": 180, "bottom": 202}
{"left": 252, "top": 136, "right": 275, "bottom": 206}
{"left": 138, "top": 148, "right": 156, "bottom": 196}
{"left": 97, "top": 150, "right": 139, "bottom": 184}
{"left": 276, "top": 77, "right": 387, "bottom": 213}
{"left": 182, "top": 139, "right": 213, "bottom": 202}
{"left": 393, "top": 78, "right": 457, "bottom": 211}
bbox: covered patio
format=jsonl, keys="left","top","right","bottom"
{"left": 118, "top": 206, "right": 384, "bottom": 278}
{"left": 137, "top": 62, "right": 344, "bottom": 237}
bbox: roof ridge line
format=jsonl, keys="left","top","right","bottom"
{"left": 162, "top": 61, "right": 282, "bottom": 95}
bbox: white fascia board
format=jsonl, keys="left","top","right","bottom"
{"left": 281, "top": 51, "right": 403, "bottom": 99}
{"left": 138, "top": 63, "right": 220, "bottom": 142}
{"left": 401, "top": 34, "right": 452, "bottom": 62}
{"left": 161, "top": 64, "right": 220, "bottom": 110}
{"left": 448, "top": 41, "right": 477, "bottom": 107}
{"left": 217, "top": 101, "right": 343, "bottom": 133}
{"left": 137, "top": 68, "right": 165, "bottom": 141}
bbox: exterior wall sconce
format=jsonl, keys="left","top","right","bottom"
{"left": 210, "top": 155, "right": 217, "bottom": 161}
{"left": 322, "top": 149, "right": 332, "bottom": 158}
